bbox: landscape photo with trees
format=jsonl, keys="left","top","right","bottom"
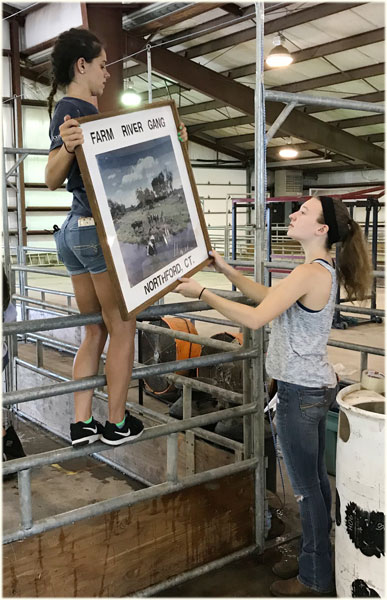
{"left": 96, "top": 136, "right": 197, "bottom": 286}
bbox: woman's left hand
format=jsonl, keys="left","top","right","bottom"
{"left": 175, "top": 277, "right": 203, "bottom": 298}
{"left": 178, "top": 122, "right": 188, "bottom": 143}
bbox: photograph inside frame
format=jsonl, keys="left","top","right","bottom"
{"left": 96, "top": 135, "right": 197, "bottom": 287}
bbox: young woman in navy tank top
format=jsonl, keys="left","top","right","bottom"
{"left": 176, "top": 196, "right": 372, "bottom": 596}
{"left": 45, "top": 29, "right": 187, "bottom": 447}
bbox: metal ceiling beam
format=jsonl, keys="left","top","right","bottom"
{"left": 216, "top": 114, "right": 384, "bottom": 145}
{"left": 273, "top": 63, "right": 384, "bottom": 94}
{"left": 126, "top": 3, "right": 223, "bottom": 34}
{"left": 223, "top": 27, "right": 384, "bottom": 79}
{"left": 327, "top": 114, "right": 384, "bottom": 128}
{"left": 124, "top": 2, "right": 363, "bottom": 79}
{"left": 188, "top": 115, "right": 254, "bottom": 134}
{"left": 125, "top": 34, "right": 383, "bottom": 168}
{"left": 189, "top": 134, "right": 247, "bottom": 162}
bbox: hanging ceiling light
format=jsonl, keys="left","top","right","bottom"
{"left": 121, "top": 79, "right": 141, "bottom": 107}
{"left": 279, "top": 147, "right": 299, "bottom": 159}
{"left": 266, "top": 33, "right": 293, "bottom": 68}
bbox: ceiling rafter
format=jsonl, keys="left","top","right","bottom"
{"left": 124, "top": 2, "right": 364, "bottom": 79}
{"left": 222, "top": 27, "right": 384, "bottom": 79}
{"left": 273, "top": 63, "right": 384, "bottom": 94}
{"left": 125, "top": 33, "right": 383, "bottom": 168}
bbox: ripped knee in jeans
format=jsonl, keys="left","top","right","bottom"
{"left": 295, "top": 494, "right": 304, "bottom": 503}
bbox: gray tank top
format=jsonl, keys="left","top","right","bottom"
{"left": 265, "top": 259, "right": 337, "bottom": 388}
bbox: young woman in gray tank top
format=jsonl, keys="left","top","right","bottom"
{"left": 176, "top": 196, "right": 372, "bottom": 596}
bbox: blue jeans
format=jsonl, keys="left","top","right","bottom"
{"left": 53, "top": 213, "right": 107, "bottom": 276}
{"left": 276, "top": 380, "right": 338, "bottom": 593}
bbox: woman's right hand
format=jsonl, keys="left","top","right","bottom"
{"left": 209, "top": 250, "right": 232, "bottom": 275}
{"left": 59, "top": 114, "right": 84, "bottom": 153}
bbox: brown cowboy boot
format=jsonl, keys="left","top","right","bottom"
{"left": 270, "top": 576, "right": 334, "bottom": 597}
{"left": 272, "top": 555, "right": 299, "bottom": 579}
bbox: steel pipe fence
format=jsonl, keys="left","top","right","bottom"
{"left": 4, "top": 347, "right": 257, "bottom": 406}
{"left": 4, "top": 457, "right": 258, "bottom": 543}
{"left": 14, "top": 358, "right": 244, "bottom": 455}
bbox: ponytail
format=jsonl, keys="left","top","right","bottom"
{"left": 317, "top": 197, "right": 372, "bottom": 301}
{"left": 337, "top": 218, "right": 372, "bottom": 301}
{"left": 47, "top": 79, "right": 58, "bottom": 120}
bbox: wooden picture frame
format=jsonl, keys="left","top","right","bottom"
{"left": 75, "top": 100, "right": 212, "bottom": 320}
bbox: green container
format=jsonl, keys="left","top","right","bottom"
{"left": 325, "top": 410, "right": 338, "bottom": 476}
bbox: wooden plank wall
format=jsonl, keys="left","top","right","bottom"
{"left": 3, "top": 470, "right": 255, "bottom": 597}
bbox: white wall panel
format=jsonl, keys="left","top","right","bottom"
{"left": 3, "top": 20, "right": 10, "bottom": 50}
{"left": 25, "top": 189, "right": 72, "bottom": 208}
{"left": 2, "top": 103, "right": 14, "bottom": 146}
{"left": 24, "top": 3, "right": 82, "bottom": 49}
{"left": 2, "top": 56, "right": 11, "bottom": 97}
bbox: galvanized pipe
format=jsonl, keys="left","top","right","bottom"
{"left": 13, "top": 294, "right": 79, "bottom": 314}
{"left": 18, "top": 469, "right": 33, "bottom": 530}
{"left": 328, "top": 339, "right": 384, "bottom": 356}
{"left": 265, "top": 89, "right": 385, "bottom": 114}
{"left": 166, "top": 433, "right": 178, "bottom": 482}
{"left": 254, "top": 0, "right": 266, "bottom": 555}
{"left": 4, "top": 147, "right": 49, "bottom": 155}
{"left": 135, "top": 544, "right": 257, "bottom": 597}
{"left": 137, "top": 320, "right": 239, "bottom": 351}
{"left": 266, "top": 101, "right": 298, "bottom": 142}
{"left": 3, "top": 404, "right": 256, "bottom": 474}
{"left": 146, "top": 44, "right": 152, "bottom": 103}
{"left": 3, "top": 458, "right": 258, "bottom": 543}
{"left": 3, "top": 348, "right": 258, "bottom": 405}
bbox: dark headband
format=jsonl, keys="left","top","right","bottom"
{"left": 320, "top": 196, "right": 340, "bottom": 245}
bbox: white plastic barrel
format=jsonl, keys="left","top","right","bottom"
{"left": 335, "top": 383, "right": 385, "bottom": 598}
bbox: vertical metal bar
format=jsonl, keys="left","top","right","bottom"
{"left": 183, "top": 385, "right": 195, "bottom": 475}
{"left": 36, "top": 339, "right": 43, "bottom": 368}
{"left": 166, "top": 433, "right": 179, "bottom": 482}
{"left": 2, "top": 150, "right": 14, "bottom": 393}
{"left": 360, "top": 352, "right": 368, "bottom": 375}
{"left": 371, "top": 200, "right": 378, "bottom": 313}
{"left": 242, "top": 326, "right": 252, "bottom": 459}
{"left": 253, "top": 0, "right": 266, "bottom": 554}
{"left": 18, "top": 469, "right": 33, "bottom": 530}
{"left": 364, "top": 203, "right": 371, "bottom": 240}
{"left": 2, "top": 150, "right": 11, "bottom": 271}
{"left": 146, "top": 44, "right": 152, "bottom": 103}
{"left": 137, "top": 330, "right": 144, "bottom": 406}
{"left": 231, "top": 201, "right": 237, "bottom": 291}
{"left": 265, "top": 204, "right": 272, "bottom": 287}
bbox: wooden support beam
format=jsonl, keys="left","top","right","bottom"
{"left": 84, "top": 3, "right": 123, "bottom": 112}
{"left": 125, "top": 34, "right": 384, "bottom": 168}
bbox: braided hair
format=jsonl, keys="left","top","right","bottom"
{"left": 47, "top": 28, "right": 103, "bottom": 119}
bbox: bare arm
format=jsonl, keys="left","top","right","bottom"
{"left": 175, "top": 264, "right": 314, "bottom": 330}
{"left": 45, "top": 115, "right": 84, "bottom": 190}
{"left": 210, "top": 250, "right": 269, "bottom": 303}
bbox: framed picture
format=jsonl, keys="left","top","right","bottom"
{"left": 75, "top": 100, "right": 212, "bottom": 320}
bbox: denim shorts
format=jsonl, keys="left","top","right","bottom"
{"left": 53, "top": 213, "right": 107, "bottom": 276}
